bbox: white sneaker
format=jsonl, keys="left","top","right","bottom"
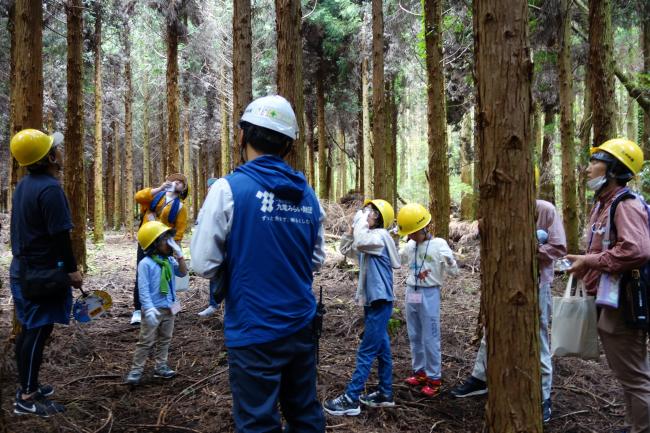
{"left": 130, "top": 310, "right": 141, "bottom": 325}
{"left": 198, "top": 306, "right": 218, "bottom": 318}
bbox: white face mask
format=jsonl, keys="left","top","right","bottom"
{"left": 587, "top": 175, "right": 607, "bottom": 191}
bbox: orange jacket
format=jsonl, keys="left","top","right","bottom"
{"left": 135, "top": 188, "right": 188, "bottom": 242}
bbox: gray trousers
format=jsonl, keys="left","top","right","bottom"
{"left": 471, "top": 282, "right": 553, "bottom": 400}
{"left": 130, "top": 308, "right": 175, "bottom": 372}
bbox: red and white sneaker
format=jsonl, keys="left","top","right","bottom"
{"left": 404, "top": 371, "right": 427, "bottom": 387}
{"left": 420, "top": 378, "right": 442, "bottom": 398}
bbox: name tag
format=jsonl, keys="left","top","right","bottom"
{"left": 407, "top": 292, "right": 423, "bottom": 304}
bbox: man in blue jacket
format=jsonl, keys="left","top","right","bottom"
{"left": 191, "top": 95, "right": 326, "bottom": 433}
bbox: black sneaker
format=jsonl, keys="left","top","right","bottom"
{"left": 14, "top": 395, "right": 64, "bottom": 417}
{"left": 360, "top": 391, "right": 395, "bottom": 408}
{"left": 450, "top": 376, "right": 487, "bottom": 398}
{"left": 15, "top": 384, "right": 54, "bottom": 400}
{"left": 323, "top": 393, "right": 361, "bottom": 416}
{"left": 542, "top": 398, "right": 552, "bottom": 423}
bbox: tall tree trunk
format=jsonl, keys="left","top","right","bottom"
{"left": 11, "top": 0, "right": 44, "bottom": 337}
{"left": 11, "top": 0, "right": 43, "bottom": 187}
{"left": 371, "top": 0, "right": 387, "bottom": 201}
{"left": 540, "top": 108, "right": 556, "bottom": 203}
{"left": 92, "top": 2, "right": 104, "bottom": 242}
{"left": 192, "top": 157, "right": 199, "bottom": 220}
{"left": 113, "top": 124, "right": 122, "bottom": 230}
{"left": 578, "top": 80, "right": 593, "bottom": 228}
{"left": 317, "top": 69, "right": 327, "bottom": 198}
{"left": 159, "top": 98, "right": 166, "bottom": 184}
{"left": 106, "top": 124, "right": 114, "bottom": 226}
{"left": 626, "top": 96, "right": 637, "bottom": 140}
{"left": 7, "top": 3, "right": 15, "bottom": 214}
{"left": 306, "top": 111, "right": 315, "bottom": 187}
{"left": 362, "top": 56, "right": 372, "bottom": 197}
{"left": 460, "top": 112, "right": 474, "bottom": 220}
{"left": 220, "top": 70, "right": 229, "bottom": 176}
{"left": 142, "top": 76, "right": 151, "bottom": 187}
{"left": 232, "top": 0, "right": 252, "bottom": 167}
{"left": 199, "top": 142, "right": 208, "bottom": 207}
{"left": 166, "top": 19, "right": 180, "bottom": 174}
{"left": 588, "top": 0, "right": 616, "bottom": 146}
{"left": 326, "top": 141, "right": 333, "bottom": 200}
{"left": 390, "top": 79, "right": 398, "bottom": 205}
{"left": 559, "top": 0, "right": 578, "bottom": 253}
{"left": 424, "top": 0, "right": 449, "bottom": 239}
{"left": 357, "top": 66, "right": 364, "bottom": 193}
{"left": 182, "top": 91, "right": 191, "bottom": 230}
{"left": 642, "top": 9, "right": 649, "bottom": 198}
{"left": 124, "top": 22, "right": 134, "bottom": 237}
{"left": 474, "top": 0, "right": 542, "bottom": 431}
{"left": 338, "top": 123, "right": 347, "bottom": 198}
{"left": 275, "top": 0, "right": 305, "bottom": 172}
{"left": 64, "top": 0, "right": 86, "bottom": 270}
{"left": 330, "top": 136, "right": 338, "bottom": 200}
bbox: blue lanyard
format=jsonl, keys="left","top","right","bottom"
{"left": 413, "top": 238, "right": 431, "bottom": 291}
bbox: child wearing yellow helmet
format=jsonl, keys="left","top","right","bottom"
{"left": 125, "top": 221, "right": 187, "bottom": 385}
{"left": 324, "top": 198, "right": 401, "bottom": 415}
{"left": 396, "top": 203, "right": 458, "bottom": 398}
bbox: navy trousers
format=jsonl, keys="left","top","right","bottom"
{"left": 227, "top": 323, "right": 325, "bottom": 433}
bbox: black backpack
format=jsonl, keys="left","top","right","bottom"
{"left": 609, "top": 189, "right": 650, "bottom": 330}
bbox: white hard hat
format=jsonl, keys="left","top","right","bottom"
{"left": 239, "top": 95, "right": 298, "bottom": 140}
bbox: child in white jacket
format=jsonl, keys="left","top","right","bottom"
{"left": 397, "top": 203, "right": 458, "bottom": 397}
{"left": 323, "top": 199, "right": 401, "bottom": 416}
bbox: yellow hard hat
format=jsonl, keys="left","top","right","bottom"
{"left": 10, "top": 129, "right": 59, "bottom": 167}
{"left": 396, "top": 203, "right": 432, "bottom": 236}
{"left": 363, "top": 198, "right": 395, "bottom": 229}
{"left": 137, "top": 221, "right": 171, "bottom": 250}
{"left": 591, "top": 138, "right": 644, "bottom": 176}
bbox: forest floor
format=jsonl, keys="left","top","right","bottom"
{"left": 0, "top": 209, "right": 630, "bottom": 433}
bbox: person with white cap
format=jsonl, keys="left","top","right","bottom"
{"left": 191, "top": 95, "right": 326, "bottom": 432}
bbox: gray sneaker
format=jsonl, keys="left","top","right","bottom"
{"left": 154, "top": 365, "right": 176, "bottom": 379}
{"left": 124, "top": 369, "right": 142, "bottom": 385}
{"left": 323, "top": 393, "right": 361, "bottom": 416}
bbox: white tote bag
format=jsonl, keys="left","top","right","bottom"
{"left": 551, "top": 274, "right": 599, "bottom": 360}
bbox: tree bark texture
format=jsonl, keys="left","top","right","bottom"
{"left": 113, "top": 123, "right": 122, "bottom": 230}
{"left": 371, "top": 0, "right": 387, "bottom": 202}
{"left": 124, "top": 22, "right": 134, "bottom": 237}
{"left": 12, "top": 0, "right": 43, "bottom": 193}
{"left": 275, "top": 0, "right": 305, "bottom": 172}
{"left": 92, "top": 2, "right": 104, "bottom": 242}
{"left": 338, "top": 123, "right": 347, "bottom": 198}
{"left": 357, "top": 67, "right": 364, "bottom": 193}
{"left": 7, "top": 3, "right": 15, "bottom": 214}
{"left": 540, "top": 108, "right": 556, "bottom": 203}
{"left": 232, "top": 0, "right": 252, "bottom": 168}
{"left": 473, "top": 0, "right": 542, "bottom": 430}
{"left": 64, "top": 0, "right": 87, "bottom": 271}
{"left": 159, "top": 98, "right": 166, "bottom": 184}
{"left": 626, "top": 96, "right": 637, "bottom": 141}
{"left": 558, "top": 0, "right": 579, "bottom": 253}
{"left": 362, "top": 56, "right": 373, "bottom": 198}
{"left": 424, "top": 0, "right": 450, "bottom": 239}
{"left": 588, "top": 0, "right": 616, "bottom": 146}
{"left": 642, "top": 11, "right": 649, "bottom": 198}
{"left": 317, "top": 70, "right": 327, "bottom": 199}
{"left": 166, "top": 18, "right": 180, "bottom": 174}
{"left": 305, "top": 111, "right": 315, "bottom": 187}
{"left": 105, "top": 126, "right": 113, "bottom": 227}
{"left": 142, "top": 77, "right": 151, "bottom": 188}
{"left": 182, "top": 92, "right": 192, "bottom": 228}
{"left": 460, "top": 112, "right": 474, "bottom": 220}
{"left": 220, "top": 80, "right": 230, "bottom": 176}
{"left": 578, "top": 81, "right": 593, "bottom": 228}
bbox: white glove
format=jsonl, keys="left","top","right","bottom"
{"left": 144, "top": 308, "right": 161, "bottom": 326}
{"left": 352, "top": 209, "right": 368, "bottom": 227}
{"left": 167, "top": 238, "right": 183, "bottom": 258}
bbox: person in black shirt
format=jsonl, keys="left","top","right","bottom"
{"left": 9, "top": 129, "right": 83, "bottom": 417}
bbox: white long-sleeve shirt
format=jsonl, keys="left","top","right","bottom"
{"left": 399, "top": 237, "right": 458, "bottom": 288}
